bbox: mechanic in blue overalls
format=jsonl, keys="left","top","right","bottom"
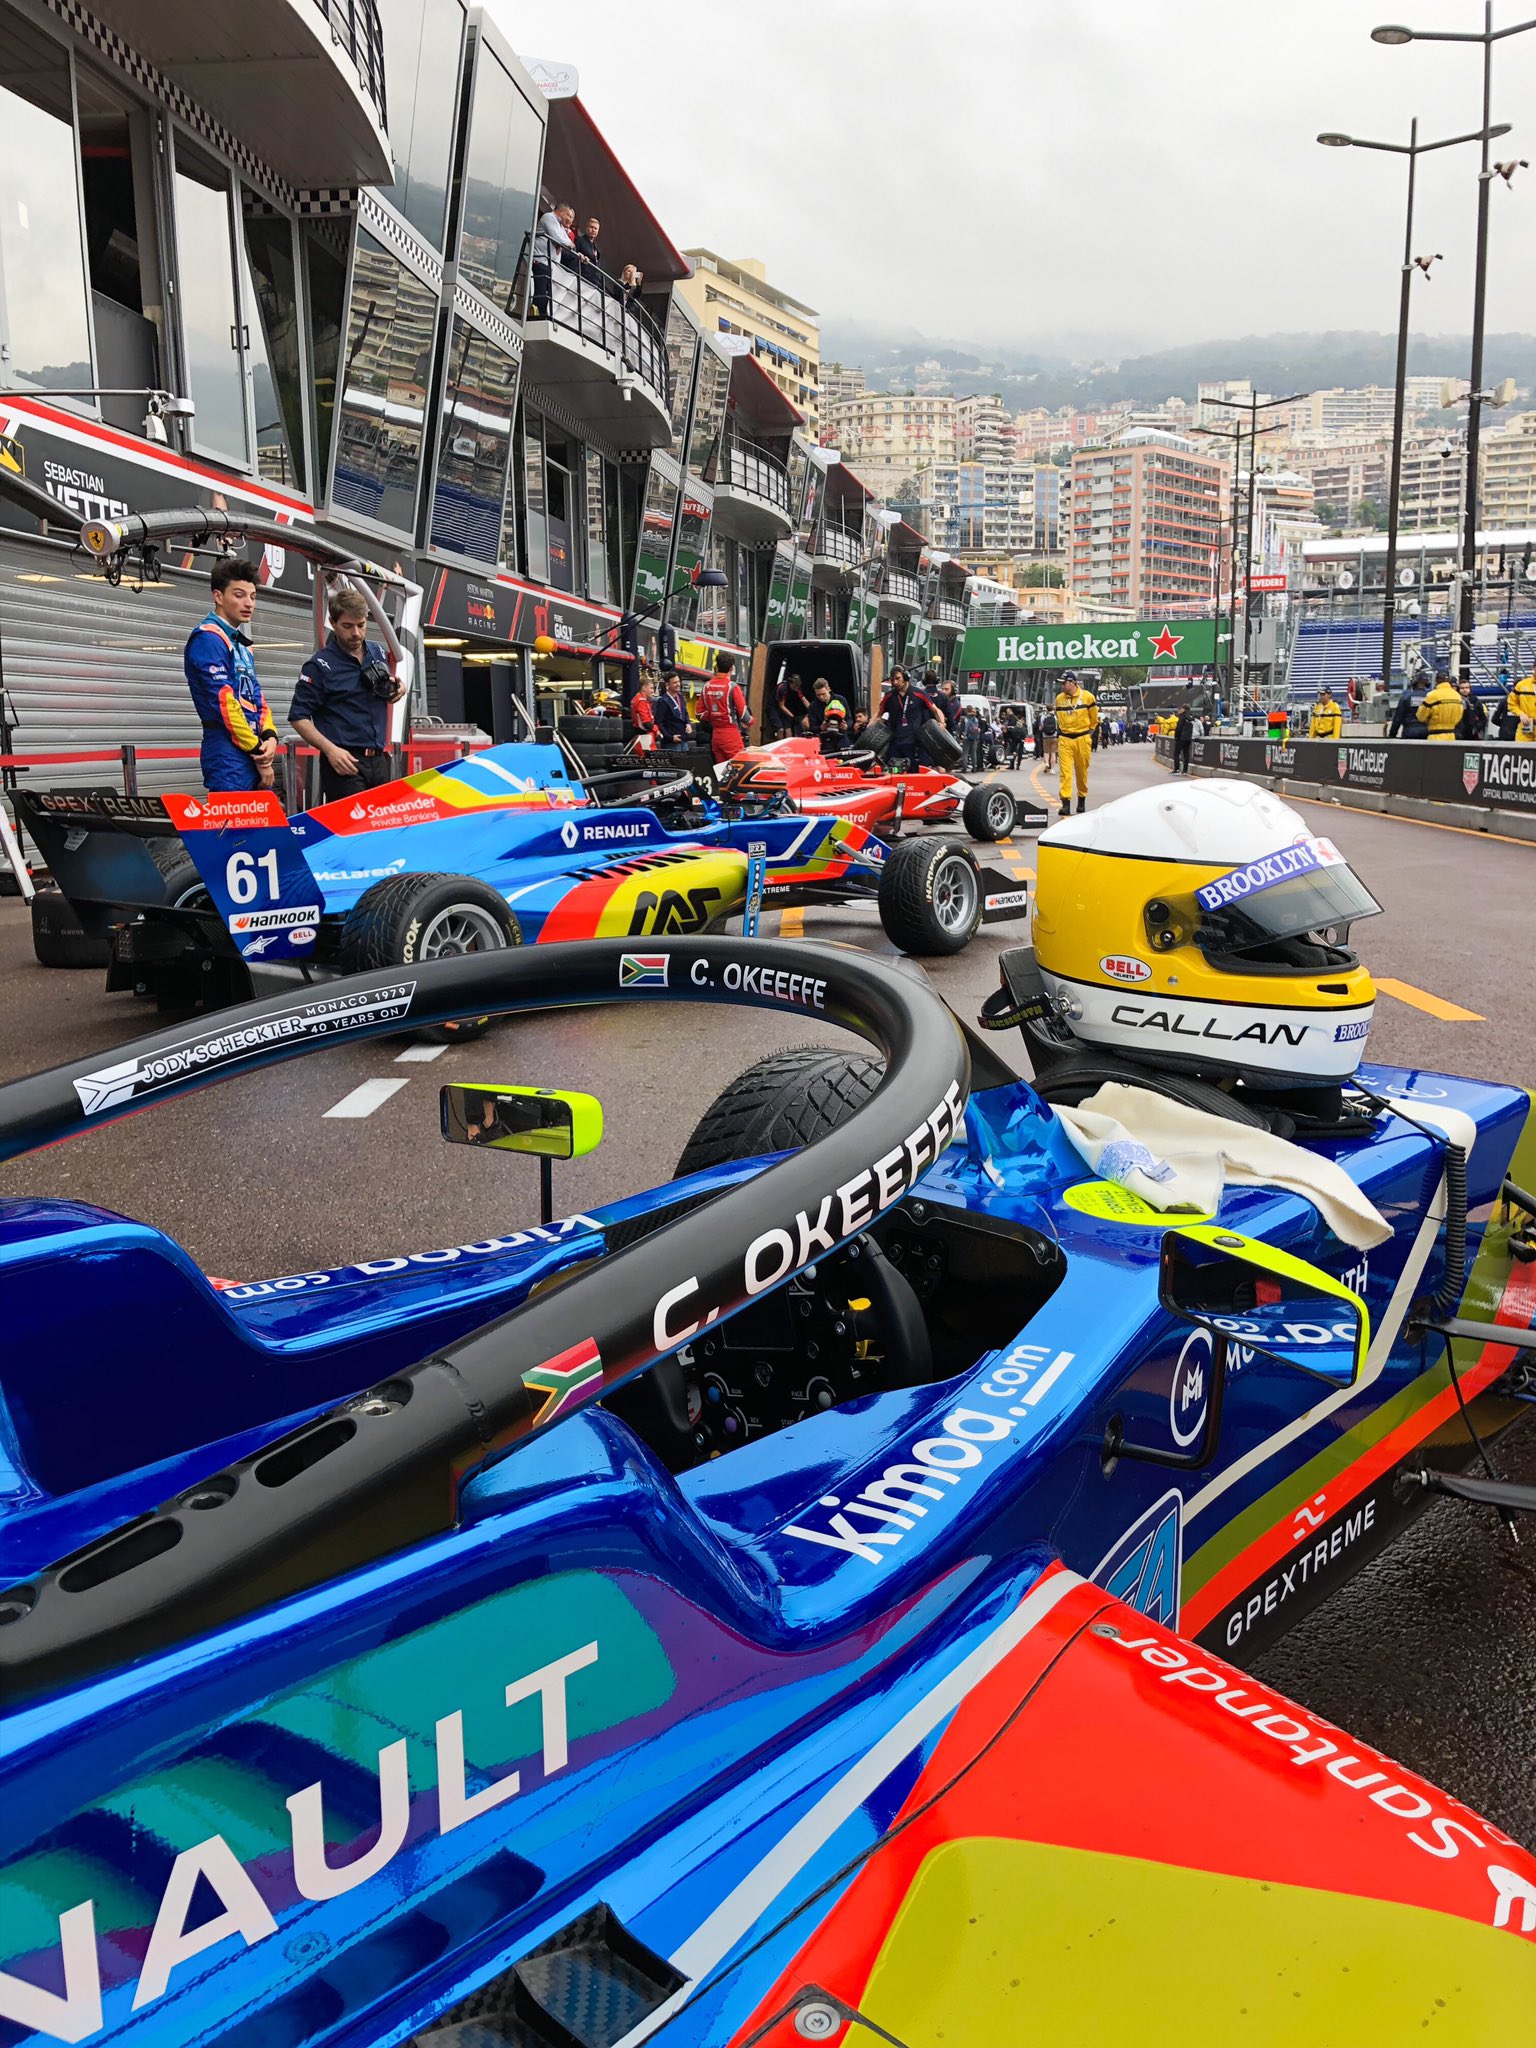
{"left": 183, "top": 556, "right": 278, "bottom": 793}
{"left": 289, "top": 584, "right": 403, "bottom": 803}
{"left": 877, "top": 665, "right": 940, "bottom": 765}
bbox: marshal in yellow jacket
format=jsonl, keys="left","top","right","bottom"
{"left": 1417, "top": 679, "right": 1463, "bottom": 739}
{"left": 1054, "top": 689, "right": 1099, "bottom": 739}
{"left": 1309, "top": 696, "right": 1343, "bottom": 739}
{"left": 1510, "top": 673, "right": 1536, "bottom": 741}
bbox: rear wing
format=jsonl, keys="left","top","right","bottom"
{"left": 14, "top": 789, "right": 181, "bottom": 930}
{"left": 163, "top": 791, "right": 327, "bottom": 963}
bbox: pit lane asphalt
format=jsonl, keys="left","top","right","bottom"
{"left": 1, "top": 742, "right": 1532, "bottom": 1847}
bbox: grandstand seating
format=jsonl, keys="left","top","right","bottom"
{"left": 1285, "top": 613, "right": 1536, "bottom": 708}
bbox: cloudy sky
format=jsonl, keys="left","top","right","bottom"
{"left": 489, "top": 0, "right": 1536, "bottom": 356}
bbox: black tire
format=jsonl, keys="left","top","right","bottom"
{"left": 30, "top": 888, "right": 111, "bottom": 968}
{"left": 862, "top": 717, "right": 893, "bottom": 760}
{"left": 147, "top": 838, "right": 212, "bottom": 911}
{"left": 914, "top": 718, "right": 965, "bottom": 770}
{"left": 962, "top": 782, "right": 1017, "bottom": 842}
{"left": 675, "top": 1047, "right": 885, "bottom": 1177}
{"left": 878, "top": 838, "right": 981, "bottom": 957}
{"left": 337, "top": 875, "right": 517, "bottom": 1040}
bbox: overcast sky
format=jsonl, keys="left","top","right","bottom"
{"left": 489, "top": 0, "right": 1536, "bottom": 357}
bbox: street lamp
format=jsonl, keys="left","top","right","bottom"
{"left": 1372, "top": 7, "right": 1536, "bottom": 678}
{"left": 1199, "top": 392, "right": 1309, "bottom": 710}
{"left": 1315, "top": 117, "right": 1509, "bottom": 693}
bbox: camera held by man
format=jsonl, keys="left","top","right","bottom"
{"left": 289, "top": 586, "right": 406, "bottom": 804}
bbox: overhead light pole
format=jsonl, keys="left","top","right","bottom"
{"left": 1199, "top": 391, "right": 1309, "bottom": 713}
{"left": 1373, "top": 10, "right": 1535, "bottom": 678}
{"left": 1317, "top": 116, "right": 1508, "bottom": 694}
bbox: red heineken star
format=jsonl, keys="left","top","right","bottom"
{"left": 1149, "top": 624, "right": 1183, "bottom": 660}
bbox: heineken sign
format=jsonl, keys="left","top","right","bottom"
{"left": 960, "top": 618, "right": 1220, "bottom": 671}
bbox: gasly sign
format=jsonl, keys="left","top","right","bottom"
{"left": 959, "top": 618, "right": 1220, "bottom": 671}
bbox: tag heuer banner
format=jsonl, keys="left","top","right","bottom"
{"left": 959, "top": 618, "right": 1220, "bottom": 671}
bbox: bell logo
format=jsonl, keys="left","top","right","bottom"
{"left": 561, "top": 820, "right": 580, "bottom": 849}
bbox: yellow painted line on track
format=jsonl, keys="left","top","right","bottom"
{"left": 778, "top": 906, "right": 805, "bottom": 938}
{"left": 1376, "top": 978, "right": 1485, "bottom": 1022}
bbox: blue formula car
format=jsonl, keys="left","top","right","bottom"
{"left": 1, "top": 930, "right": 1534, "bottom": 2047}
{"left": 18, "top": 745, "right": 1027, "bottom": 1021}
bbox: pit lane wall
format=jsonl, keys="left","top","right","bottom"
{"left": 1154, "top": 733, "right": 1536, "bottom": 837}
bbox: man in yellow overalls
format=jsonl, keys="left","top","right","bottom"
{"left": 1417, "top": 673, "right": 1463, "bottom": 741}
{"left": 1309, "top": 685, "right": 1343, "bottom": 739}
{"left": 1054, "top": 671, "right": 1098, "bottom": 816}
{"left": 1509, "top": 670, "right": 1536, "bottom": 741}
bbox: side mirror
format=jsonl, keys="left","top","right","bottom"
{"left": 440, "top": 1085, "right": 602, "bottom": 1160}
{"left": 1160, "top": 1225, "right": 1368, "bottom": 1388}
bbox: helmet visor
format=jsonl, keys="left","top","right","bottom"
{"left": 1146, "top": 835, "right": 1382, "bottom": 958}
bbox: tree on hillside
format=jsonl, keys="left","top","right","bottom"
{"left": 1022, "top": 563, "right": 1065, "bottom": 587}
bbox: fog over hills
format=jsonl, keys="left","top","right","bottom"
{"left": 819, "top": 324, "right": 1536, "bottom": 411}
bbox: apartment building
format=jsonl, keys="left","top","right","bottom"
{"left": 1068, "top": 430, "right": 1226, "bottom": 613}
{"left": 1480, "top": 411, "right": 1536, "bottom": 530}
{"left": 677, "top": 251, "right": 821, "bottom": 426}
{"left": 819, "top": 362, "right": 867, "bottom": 412}
{"left": 916, "top": 461, "right": 1060, "bottom": 559}
{"left": 1278, "top": 435, "right": 1392, "bottom": 521}
{"left": 954, "top": 393, "right": 1014, "bottom": 465}
{"left": 820, "top": 390, "right": 955, "bottom": 500}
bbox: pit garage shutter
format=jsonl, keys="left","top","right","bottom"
{"left": 0, "top": 538, "right": 311, "bottom": 798}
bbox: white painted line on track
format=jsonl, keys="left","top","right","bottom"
{"left": 395, "top": 1043, "right": 448, "bottom": 1062}
{"left": 324, "top": 1078, "right": 409, "bottom": 1118}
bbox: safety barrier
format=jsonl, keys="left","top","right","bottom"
{"left": 1155, "top": 730, "right": 1536, "bottom": 817}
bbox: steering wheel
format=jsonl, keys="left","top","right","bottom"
{"left": 0, "top": 935, "right": 972, "bottom": 1697}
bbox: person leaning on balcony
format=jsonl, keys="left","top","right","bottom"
{"left": 618, "top": 263, "right": 644, "bottom": 304}
{"left": 1509, "top": 668, "right": 1536, "bottom": 742}
{"left": 574, "top": 215, "right": 604, "bottom": 278}
{"left": 533, "top": 200, "right": 576, "bottom": 314}
{"left": 1308, "top": 685, "right": 1343, "bottom": 740}
{"left": 1417, "top": 673, "right": 1464, "bottom": 742}
{"left": 1053, "top": 671, "right": 1098, "bottom": 816}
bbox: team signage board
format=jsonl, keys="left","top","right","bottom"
{"left": 959, "top": 618, "right": 1220, "bottom": 671}
{"left": 1248, "top": 574, "right": 1287, "bottom": 593}
{"left": 1159, "top": 732, "right": 1536, "bottom": 815}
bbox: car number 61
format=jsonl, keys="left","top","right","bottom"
{"left": 226, "top": 849, "right": 281, "bottom": 904}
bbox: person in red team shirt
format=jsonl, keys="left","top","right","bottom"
{"left": 697, "top": 651, "right": 749, "bottom": 763}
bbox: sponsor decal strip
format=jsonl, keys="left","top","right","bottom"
{"left": 1182, "top": 1239, "right": 1536, "bottom": 1635}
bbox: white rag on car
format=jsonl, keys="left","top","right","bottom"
{"left": 1055, "top": 1083, "right": 1393, "bottom": 1251}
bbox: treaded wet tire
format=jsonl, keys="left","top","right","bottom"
{"left": 30, "top": 888, "right": 111, "bottom": 968}
{"left": 962, "top": 781, "right": 1016, "bottom": 842}
{"left": 674, "top": 1046, "right": 885, "bottom": 1176}
{"left": 877, "top": 838, "right": 981, "bottom": 957}
{"left": 862, "top": 717, "right": 893, "bottom": 759}
{"left": 914, "top": 718, "right": 965, "bottom": 769}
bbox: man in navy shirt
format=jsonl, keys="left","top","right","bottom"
{"left": 289, "top": 587, "right": 404, "bottom": 802}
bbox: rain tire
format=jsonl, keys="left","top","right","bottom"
{"left": 877, "top": 838, "right": 981, "bottom": 956}
{"left": 962, "top": 782, "right": 1017, "bottom": 842}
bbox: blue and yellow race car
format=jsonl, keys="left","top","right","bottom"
{"left": 20, "top": 745, "right": 1026, "bottom": 1018}
{"left": 0, "top": 918, "right": 1534, "bottom": 2047}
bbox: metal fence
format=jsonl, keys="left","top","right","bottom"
{"left": 312, "top": 0, "right": 387, "bottom": 127}
{"left": 722, "top": 435, "right": 791, "bottom": 516}
{"left": 525, "top": 237, "right": 670, "bottom": 411}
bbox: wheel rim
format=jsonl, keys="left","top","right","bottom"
{"left": 986, "top": 789, "right": 1012, "bottom": 831}
{"left": 172, "top": 883, "right": 212, "bottom": 912}
{"left": 932, "top": 857, "right": 979, "bottom": 933}
{"left": 418, "top": 905, "right": 507, "bottom": 958}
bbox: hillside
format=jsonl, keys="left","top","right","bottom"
{"left": 818, "top": 325, "right": 1536, "bottom": 411}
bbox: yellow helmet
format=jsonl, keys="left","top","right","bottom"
{"left": 1031, "top": 781, "right": 1380, "bottom": 1085}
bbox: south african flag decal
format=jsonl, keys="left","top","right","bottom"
{"left": 523, "top": 1338, "right": 604, "bottom": 1427}
{"left": 619, "top": 952, "right": 669, "bottom": 988}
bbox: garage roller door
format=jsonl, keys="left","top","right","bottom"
{"left": 0, "top": 539, "right": 311, "bottom": 799}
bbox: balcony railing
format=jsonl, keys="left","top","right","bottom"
{"left": 813, "top": 523, "right": 862, "bottom": 568}
{"left": 313, "top": 0, "right": 387, "bottom": 128}
{"left": 721, "top": 434, "right": 792, "bottom": 516}
{"left": 880, "top": 569, "right": 922, "bottom": 606}
{"left": 526, "top": 235, "right": 670, "bottom": 413}
{"left": 929, "top": 597, "right": 966, "bottom": 626}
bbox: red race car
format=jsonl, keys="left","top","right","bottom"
{"left": 717, "top": 737, "right": 1045, "bottom": 842}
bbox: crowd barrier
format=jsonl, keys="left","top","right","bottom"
{"left": 1153, "top": 731, "right": 1536, "bottom": 818}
